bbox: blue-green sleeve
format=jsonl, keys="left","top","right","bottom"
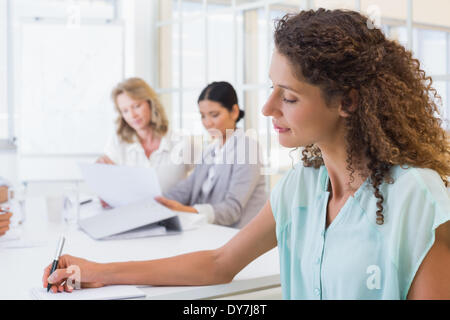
{"left": 389, "top": 168, "right": 450, "bottom": 299}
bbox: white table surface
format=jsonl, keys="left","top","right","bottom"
{"left": 0, "top": 197, "right": 280, "bottom": 300}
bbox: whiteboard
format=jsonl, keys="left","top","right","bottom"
{"left": 18, "top": 23, "right": 123, "bottom": 155}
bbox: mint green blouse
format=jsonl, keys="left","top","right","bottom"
{"left": 270, "top": 164, "right": 450, "bottom": 300}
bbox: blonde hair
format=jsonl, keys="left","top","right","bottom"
{"left": 111, "top": 77, "right": 169, "bottom": 143}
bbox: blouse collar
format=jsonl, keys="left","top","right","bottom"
{"left": 125, "top": 133, "right": 171, "bottom": 154}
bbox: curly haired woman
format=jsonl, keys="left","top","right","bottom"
{"left": 43, "top": 9, "right": 449, "bottom": 300}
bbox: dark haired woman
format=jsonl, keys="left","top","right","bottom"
{"left": 43, "top": 10, "right": 449, "bottom": 299}
{"left": 155, "top": 81, "right": 267, "bottom": 229}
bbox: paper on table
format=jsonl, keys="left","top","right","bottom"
{"left": 78, "top": 163, "right": 162, "bottom": 208}
{"left": 0, "top": 239, "right": 47, "bottom": 249}
{"left": 30, "top": 285, "right": 146, "bottom": 300}
{"left": 0, "top": 228, "right": 21, "bottom": 242}
{"left": 0, "top": 228, "right": 47, "bottom": 249}
{"left": 177, "top": 212, "right": 207, "bottom": 231}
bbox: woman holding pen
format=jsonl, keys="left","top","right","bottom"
{"left": 43, "top": 9, "right": 449, "bottom": 299}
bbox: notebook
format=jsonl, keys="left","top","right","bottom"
{"left": 30, "top": 285, "right": 146, "bottom": 300}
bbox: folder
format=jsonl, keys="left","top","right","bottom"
{"left": 78, "top": 198, "right": 182, "bottom": 240}
{"left": 77, "top": 163, "right": 182, "bottom": 240}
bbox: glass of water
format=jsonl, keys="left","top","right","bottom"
{"left": 63, "top": 185, "right": 80, "bottom": 227}
{"left": 8, "top": 184, "right": 27, "bottom": 226}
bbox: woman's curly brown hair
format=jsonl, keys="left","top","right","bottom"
{"left": 274, "top": 9, "right": 450, "bottom": 225}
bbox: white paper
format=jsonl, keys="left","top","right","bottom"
{"left": 0, "top": 228, "right": 47, "bottom": 249}
{"left": 30, "top": 285, "right": 146, "bottom": 300}
{"left": 78, "top": 163, "right": 162, "bottom": 208}
{"left": 177, "top": 212, "right": 207, "bottom": 231}
{"left": 0, "top": 228, "right": 21, "bottom": 242}
{"left": 0, "top": 239, "right": 48, "bottom": 249}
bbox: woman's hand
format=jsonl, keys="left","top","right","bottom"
{"left": 0, "top": 209, "right": 12, "bottom": 237}
{"left": 96, "top": 155, "right": 115, "bottom": 165}
{"left": 42, "top": 254, "right": 105, "bottom": 293}
{"left": 155, "top": 196, "right": 198, "bottom": 213}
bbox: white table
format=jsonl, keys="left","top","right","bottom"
{"left": 0, "top": 197, "right": 281, "bottom": 300}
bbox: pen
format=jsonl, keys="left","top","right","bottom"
{"left": 80, "top": 199, "right": 93, "bottom": 206}
{"left": 47, "top": 235, "right": 66, "bottom": 292}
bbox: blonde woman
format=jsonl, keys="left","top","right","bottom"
{"left": 97, "top": 78, "right": 194, "bottom": 199}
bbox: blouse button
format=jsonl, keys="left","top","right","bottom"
{"left": 314, "top": 288, "right": 321, "bottom": 296}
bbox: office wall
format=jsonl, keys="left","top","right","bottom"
{"left": 360, "top": 0, "right": 450, "bottom": 28}
{"left": 413, "top": 0, "right": 450, "bottom": 28}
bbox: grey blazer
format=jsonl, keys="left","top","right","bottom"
{"left": 164, "top": 134, "right": 268, "bottom": 229}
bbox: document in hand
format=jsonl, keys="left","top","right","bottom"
{"left": 77, "top": 163, "right": 182, "bottom": 240}
{"left": 78, "top": 163, "right": 163, "bottom": 208}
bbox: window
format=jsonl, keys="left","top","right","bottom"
{"left": 387, "top": 25, "right": 450, "bottom": 130}
{"left": 417, "top": 29, "right": 449, "bottom": 129}
{"left": 156, "top": 0, "right": 450, "bottom": 177}
{"left": 157, "top": 0, "right": 313, "bottom": 173}
{"left": 157, "top": 0, "right": 362, "bottom": 174}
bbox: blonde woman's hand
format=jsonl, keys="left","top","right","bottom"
{"left": 43, "top": 254, "right": 105, "bottom": 293}
{"left": 96, "top": 155, "right": 115, "bottom": 165}
{"left": 155, "top": 196, "right": 198, "bottom": 213}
